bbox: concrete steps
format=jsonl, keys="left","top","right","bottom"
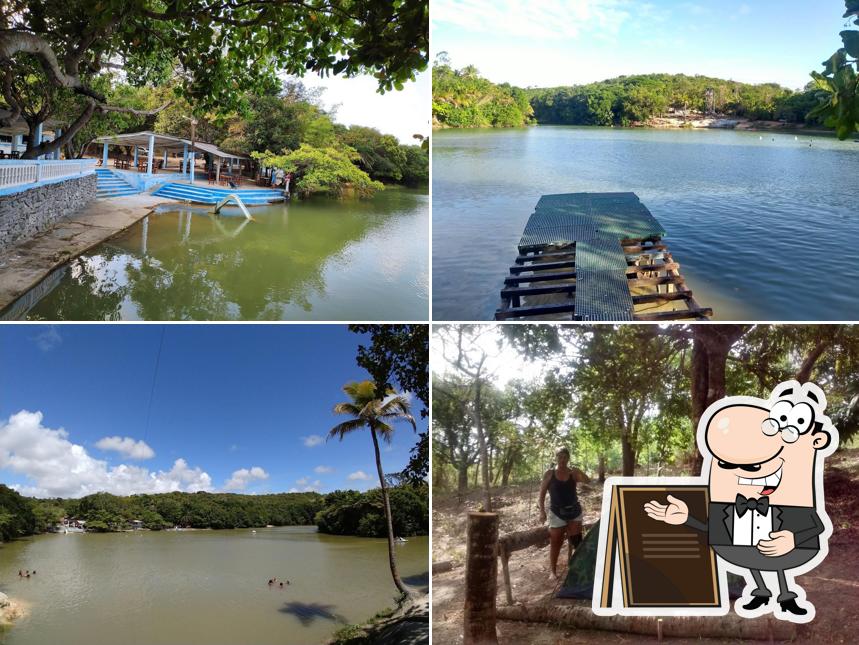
{"left": 152, "top": 182, "right": 283, "bottom": 205}
{"left": 95, "top": 169, "right": 140, "bottom": 198}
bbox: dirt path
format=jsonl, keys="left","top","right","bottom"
{"left": 433, "top": 448, "right": 859, "bottom": 643}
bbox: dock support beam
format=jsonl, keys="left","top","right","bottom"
{"left": 102, "top": 142, "right": 109, "bottom": 167}
{"left": 189, "top": 152, "right": 195, "bottom": 184}
{"left": 182, "top": 144, "right": 188, "bottom": 178}
{"left": 146, "top": 134, "right": 154, "bottom": 175}
{"left": 133, "top": 146, "right": 138, "bottom": 166}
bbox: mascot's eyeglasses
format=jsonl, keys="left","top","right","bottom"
{"left": 761, "top": 418, "right": 800, "bottom": 443}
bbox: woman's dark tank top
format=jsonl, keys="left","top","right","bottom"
{"left": 549, "top": 469, "right": 582, "bottom": 520}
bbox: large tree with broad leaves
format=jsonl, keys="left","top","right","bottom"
{"left": 0, "top": 0, "right": 428, "bottom": 158}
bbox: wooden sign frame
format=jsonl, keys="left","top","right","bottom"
{"left": 595, "top": 479, "right": 725, "bottom": 616}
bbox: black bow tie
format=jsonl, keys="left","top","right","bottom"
{"left": 735, "top": 494, "right": 769, "bottom": 518}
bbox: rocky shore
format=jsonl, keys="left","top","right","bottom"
{"left": 0, "top": 592, "right": 26, "bottom": 628}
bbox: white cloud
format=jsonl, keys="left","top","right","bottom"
{"left": 314, "top": 465, "right": 334, "bottom": 474}
{"left": 95, "top": 436, "right": 155, "bottom": 460}
{"left": 0, "top": 410, "right": 212, "bottom": 498}
{"left": 347, "top": 470, "right": 371, "bottom": 481}
{"left": 289, "top": 476, "right": 322, "bottom": 493}
{"left": 224, "top": 466, "right": 269, "bottom": 491}
{"left": 32, "top": 326, "right": 62, "bottom": 352}
{"left": 738, "top": 3, "right": 751, "bottom": 15}
{"left": 432, "top": 0, "right": 631, "bottom": 40}
{"left": 302, "top": 434, "right": 324, "bottom": 448}
{"left": 229, "top": 444, "right": 238, "bottom": 452}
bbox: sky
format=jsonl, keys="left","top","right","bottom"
{"left": 0, "top": 325, "right": 426, "bottom": 499}
{"left": 295, "top": 70, "right": 430, "bottom": 144}
{"left": 432, "top": 0, "right": 851, "bottom": 90}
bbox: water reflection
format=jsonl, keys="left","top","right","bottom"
{"left": 13, "top": 188, "right": 428, "bottom": 320}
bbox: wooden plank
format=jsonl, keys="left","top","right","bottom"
{"left": 632, "top": 291, "right": 692, "bottom": 305}
{"left": 504, "top": 271, "right": 576, "bottom": 285}
{"left": 514, "top": 250, "right": 575, "bottom": 264}
{"left": 625, "top": 261, "right": 680, "bottom": 274}
{"left": 635, "top": 307, "right": 713, "bottom": 321}
{"left": 622, "top": 243, "right": 668, "bottom": 253}
{"left": 495, "top": 303, "right": 575, "bottom": 320}
{"left": 501, "top": 284, "right": 576, "bottom": 298}
{"left": 509, "top": 260, "right": 575, "bottom": 274}
{"left": 627, "top": 275, "right": 685, "bottom": 288}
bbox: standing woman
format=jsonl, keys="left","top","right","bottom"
{"left": 538, "top": 447, "right": 591, "bottom": 580}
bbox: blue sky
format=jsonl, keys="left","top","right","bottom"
{"left": 0, "top": 325, "right": 426, "bottom": 499}
{"left": 432, "top": 0, "right": 850, "bottom": 90}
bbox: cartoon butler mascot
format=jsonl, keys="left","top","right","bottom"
{"left": 643, "top": 381, "right": 838, "bottom": 623}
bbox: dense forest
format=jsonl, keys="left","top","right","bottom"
{"left": 432, "top": 57, "right": 534, "bottom": 128}
{"left": 432, "top": 60, "right": 827, "bottom": 129}
{"left": 433, "top": 325, "right": 859, "bottom": 502}
{"left": 0, "top": 483, "right": 428, "bottom": 540}
{"left": 315, "top": 484, "right": 429, "bottom": 538}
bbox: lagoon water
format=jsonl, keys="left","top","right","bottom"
{"left": 432, "top": 127, "right": 859, "bottom": 320}
{"left": 14, "top": 187, "right": 428, "bottom": 321}
{"left": 0, "top": 527, "right": 428, "bottom": 645}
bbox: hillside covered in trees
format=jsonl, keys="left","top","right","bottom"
{"left": 432, "top": 61, "right": 827, "bottom": 129}
{"left": 432, "top": 58, "right": 534, "bottom": 128}
{"left": 0, "top": 484, "right": 428, "bottom": 540}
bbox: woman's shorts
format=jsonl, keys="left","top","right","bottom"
{"left": 548, "top": 507, "right": 583, "bottom": 528}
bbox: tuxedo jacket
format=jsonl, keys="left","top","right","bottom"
{"left": 685, "top": 502, "right": 824, "bottom": 550}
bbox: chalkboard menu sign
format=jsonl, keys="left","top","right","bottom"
{"left": 599, "top": 484, "right": 721, "bottom": 608}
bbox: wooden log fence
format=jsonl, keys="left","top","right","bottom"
{"left": 463, "top": 520, "right": 796, "bottom": 641}
{"left": 495, "top": 604, "right": 796, "bottom": 641}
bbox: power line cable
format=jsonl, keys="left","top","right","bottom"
{"left": 143, "top": 326, "right": 166, "bottom": 443}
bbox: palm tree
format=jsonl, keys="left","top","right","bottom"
{"left": 330, "top": 380, "right": 416, "bottom": 596}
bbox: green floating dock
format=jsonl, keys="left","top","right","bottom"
{"left": 496, "top": 192, "right": 711, "bottom": 321}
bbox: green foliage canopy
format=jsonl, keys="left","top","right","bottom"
{"left": 254, "top": 144, "right": 384, "bottom": 198}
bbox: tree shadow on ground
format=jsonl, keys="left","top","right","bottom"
{"left": 402, "top": 571, "right": 429, "bottom": 594}
{"left": 278, "top": 601, "right": 347, "bottom": 627}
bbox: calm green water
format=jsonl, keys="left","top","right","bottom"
{"left": 0, "top": 527, "right": 428, "bottom": 645}
{"left": 16, "top": 188, "right": 428, "bottom": 321}
{"left": 432, "top": 126, "right": 859, "bottom": 320}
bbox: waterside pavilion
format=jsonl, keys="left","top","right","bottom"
{"left": 92, "top": 131, "right": 248, "bottom": 185}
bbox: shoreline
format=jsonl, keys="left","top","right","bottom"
{"left": 0, "top": 193, "right": 170, "bottom": 316}
{"left": 432, "top": 118, "right": 839, "bottom": 137}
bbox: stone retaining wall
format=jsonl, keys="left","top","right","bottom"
{"left": 0, "top": 174, "right": 97, "bottom": 252}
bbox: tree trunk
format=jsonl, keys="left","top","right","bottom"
{"left": 690, "top": 326, "right": 748, "bottom": 474}
{"left": 796, "top": 339, "right": 830, "bottom": 383}
{"left": 621, "top": 432, "right": 635, "bottom": 476}
{"left": 495, "top": 603, "right": 795, "bottom": 640}
{"left": 457, "top": 462, "right": 469, "bottom": 500}
{"left": 21, "top": 100, "right": 97, "bottom": 160}
{"left": 598, "top": 454, "right": 606, "bottom": 482}
{"left": 464, "top": 512, "right": 499, "bottom": 645}
{"left": 369, "top": 425, "right": 408, "bottom": 597}
{"left": 473, "top": 379, "right": 492, "bottom": 512}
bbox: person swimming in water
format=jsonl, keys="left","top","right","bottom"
{"left": 279, "top": 582, "right": 284, "bottom": 588}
